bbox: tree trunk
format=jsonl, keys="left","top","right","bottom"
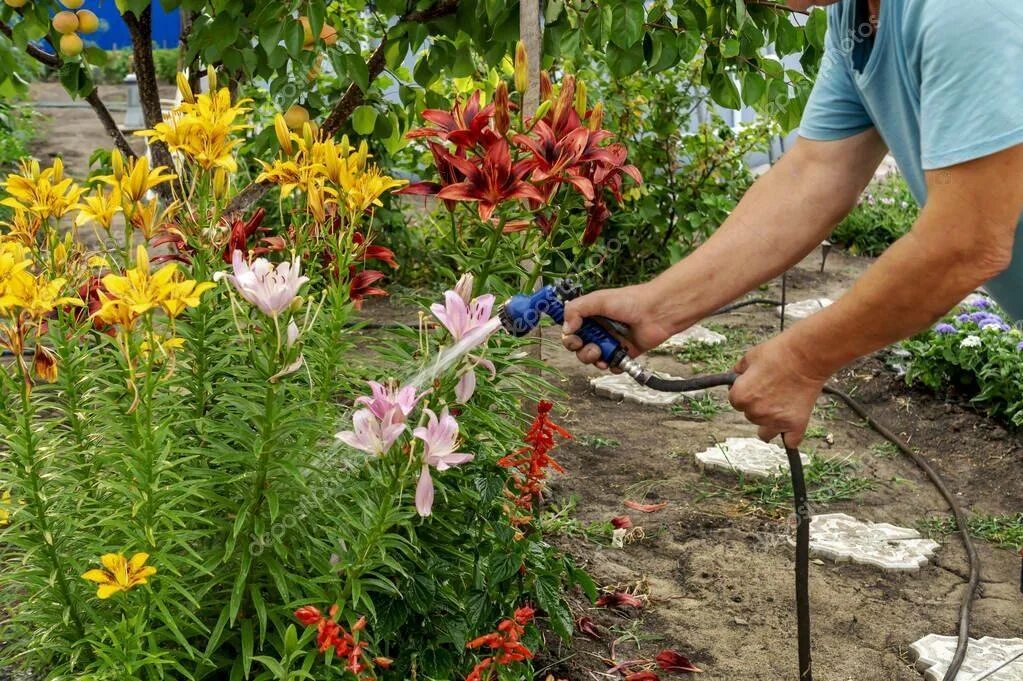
{"left": 123, "top": 5, "right": 176, "bottom": 197}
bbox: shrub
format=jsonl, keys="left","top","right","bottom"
{"left": 902, "top": 296, "right": 1023, "bottom": 426}
{"left": 831, "top": 172, "right": 917, "bottom": 256}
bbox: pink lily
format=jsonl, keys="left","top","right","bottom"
{"left": 335, "top": 408, "right": 405, "bottom": 456}
{"left": 431, "top": 290, "right": 495, "bottom": 341}
{"left": 215, "top": 249, "right": 309, "bottom": 318}
{"left": 355, "top": 381, "right": 424, "bottom": 423}
{"left": 454, "top": 357, "right": 496, "bottom": 404}
{"left": 414, "top": 408, "right": 474, "bottom": 516}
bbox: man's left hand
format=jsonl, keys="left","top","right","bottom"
{"left": 728, "top": 335, "right": 829, "bottom": 448}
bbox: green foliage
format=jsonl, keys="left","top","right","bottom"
{"left": 86, "top": 48, "right": 180, "bottom": 84}
{"left": 831, "top": 172, "right": 918, "bottom": 256}
{"left": 902, "top": 297, "right": 1023, "bottom": 426}
{"left": 0, "top": 98, "right": 36, "bottom": 171}
{"left": 573, "top": 60, "right": 775, "bottom": 286}
{"left": 920, "top": 512, "right": 1023, "bottom": 551}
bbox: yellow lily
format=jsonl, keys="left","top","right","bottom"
{"left": 81, "top": 552, "right": 157, "bottom": 599}
{"left": 0, "top": 491, "right": 12, "bottom": 526}
{"left": 16, "top": 275, "right": 83, "bottom": 319}
{"left": 101, "top": 156, "right": 177, "bottom": 206}
{"left": 1, "top": 158, "right": 85, "bottom": 221}
{"left": 74, "top": 189, "right": 122, "bottom": 231}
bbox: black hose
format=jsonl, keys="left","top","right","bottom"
{"left": 635, "top": 371, "right": 979, "bottom": 681}
{"left": 711, "top": 298, "right": 785, "bottom": 316}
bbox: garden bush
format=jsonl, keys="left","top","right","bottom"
{"left": 831, "top": 171, "right": 917, "bottom": 256}
{"left": 902, "top": 296, "right": 1023, "bottom": 426}
{"left": 0, "top": 68, "right": 591, "bottom": 680}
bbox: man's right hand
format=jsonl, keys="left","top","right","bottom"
{"left": 561, "top": 283, "right": 678, "bottom": 370}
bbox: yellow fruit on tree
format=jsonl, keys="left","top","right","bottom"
{"left": 299, "top": 16, "right": 314, "bottom": 49}
{"left": 320, "top": 24, "right": 338, "bottom": 46}
{"left": 59, "top": 32, "right": 84, "bottom": 58}
{"left": 76, "top": 9, "right": 99, "bottom": 34}
{"left": 283, "top": 104, "right": 310, "bottom": 131}
{"left": 4, "top": 0, "right": 30, "bottom": 9}
{"left": 52, "top": 10, "right": 80, "bottom": 35}
{"left": 60, "top": 0, "right": 84, "bottom": 8}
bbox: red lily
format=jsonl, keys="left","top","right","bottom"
{"left": 437, "top": 137, "right": 544, "bottom": 222}
{"left": 219, "top": 207, "right": 284, "bottom": 263}
{"left": 406, "top": 90, "right": 496, "bottom": 149}
{"left": 348, "top": 268, "right": 388, "bottom": 309}
{"left": 397, "top": 142, "right": 470, "bottom": 211}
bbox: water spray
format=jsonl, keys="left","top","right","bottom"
{"left": 498, "top": 279, "right": 981, "bottom": 681}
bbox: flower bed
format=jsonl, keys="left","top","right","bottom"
{"left": 902, "top": 296, "right": 1023, "bottom": 426}
{"left": 0, "top": 68, "right": 592, "bottom": 680}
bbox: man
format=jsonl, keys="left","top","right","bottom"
{"left": 563, "top": 0, "right": 1023, "bottom": 447}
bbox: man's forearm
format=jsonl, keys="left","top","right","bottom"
{"left": 644, "top": 134, "right": 885, "bottom": 331}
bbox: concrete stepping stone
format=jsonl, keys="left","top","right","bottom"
{"left": 800, "top": 513, "right": 940, "bottom": 573}
{"left": 777, "top": 298, "right": 833, "bottom": 321}
{"left": 651, "top": 325, "right": 727, "bottom": 354}
{"left": 590, "top": 373, "right": 703, "bottom": 406}
{"left": 910, "top": 634, "right": 1023, "bottom": 681}
{"left": 695, "top": 437, "right": 809, "bottom": 478}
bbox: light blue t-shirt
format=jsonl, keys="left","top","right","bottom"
{"left": 799, "top": 0, "right": 1023, "bottom": 318}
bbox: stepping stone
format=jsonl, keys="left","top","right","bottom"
{"left": 694, "top": 437, "right": 810, "bottom": 478}
{"left": 910, "top": 634, "right": 1023, "bottom": 681}
{"left": 799, "top": 513, "right": 940, "bottom": 573}
{"left": 590, "top": 373, "right": 703, "bottom": 406}
{"left": 651, "top": 325, "right": 727, "bottom": 354}
{"left": 777, "top": 298, "right": 833, "bottom": 321}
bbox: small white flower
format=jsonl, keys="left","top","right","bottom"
{"left": 981, "top": 323, "right": 1003, "bottom": 332}
{"left": 960, "top": 335, "right": 982, "bottom": 348}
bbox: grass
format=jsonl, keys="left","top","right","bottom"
{"left": 671, "top": 394, "right": 721, "bottom": 421}
{"left": 697, "top": 453, "right": 877, "bottom": 517}
{"left": 804, "top": 424, "right": 828, "bottom": 439}
{"left": 673, "top": 324, "right": 764, "bottom": 374}
{"left": 576, "top": 435, "right": 621, "bottom": 449}
{"left": 920, "top": 513, "right": 1023, "bottom": 551}
{"left": 869, "top": 441, "right": 900, "bottom": 458}
{"left": 538, "top": 498, "right": 613, "bottom": 543}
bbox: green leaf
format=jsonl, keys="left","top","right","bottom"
{"left": 533, "top": 576, "right": 572, "bottom": 640}
{"left": 343, "top": 53, "right": 370, "bottom": 93}
{"left": 352, "top": 105, "right": 377, "bottom": 135}
{"left": 742, "top": 71, "right": 767, "bottom": 106}
{"left": 710, "top": 72, "right": 741, "bottom": 109}
{"left": 721, "top": 37, "right": 740, "bottom": 58}
{"left": 606, "top": 43, "right": 645, "bottom": 78}
{"left": 806, "top": 7, "right": 828, "bottom": 49}
{"left": 610, "top": 0, "right": 645, "bottom": 48}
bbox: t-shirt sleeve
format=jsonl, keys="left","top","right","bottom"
{"left": 798, "top": 11, "right": 874, "bottom": 141}
{"left": 919, "top": 1, "right": 1023, "bottom": 169}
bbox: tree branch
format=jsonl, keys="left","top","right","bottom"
{"left": 0, "top": 20, "right": 137, "bottom": 160}
{"left": 225, "top": 0, "right": 460, "bottom": 214}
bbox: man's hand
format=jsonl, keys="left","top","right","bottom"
{"left": 561, "top": 284, "right": 677, "bottom": 370}
{"left": 729, "top": 335, "right": 828, "bottom": 448}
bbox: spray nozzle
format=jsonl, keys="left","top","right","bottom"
{"left": 498, "top": 280, "right": 629, "bottom": 369}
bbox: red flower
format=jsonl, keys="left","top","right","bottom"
{"left": 498, "top": 400, "right": 571, "bottom": 520}
{"left": 624, "top": 672, "right": 661, "bottom": 681}
{"left": 655, "top": 650, "right": 702, "bottom": 673}
{"left": 294, "top": 606, "right": 322, "bottom": 626}
{"left": 437, "top": 137, "right": 545, "bottom": 222}
{"left": 407, "top": 90, "right": 496, "bottom": 149}
{"left": 397, "top": 142, "right": 470, "bottom": 211}
{"left": 595, "top": 591, "right": 645, "bottom": 609}
{"left": 611, "top": 515, "right": 633, "bottom": 529}
{"left": 293, "top": 606, "right": 383, "bottom": 680}
{"left": 348, "top": 268, "right": 388, "bottom": 309}
{"left": 465, "top": 606, "right": 535, "bottom": 680}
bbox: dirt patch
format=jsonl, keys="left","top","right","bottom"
{"left": 525, "top": 250, "right": 1022, "bottom": 680}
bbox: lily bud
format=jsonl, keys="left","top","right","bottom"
{"left": 554, "top": 75, "right": 576, "bottom": 123}
{"left": 539, "top": 70, "right": 552, "bottom": 101}
{"left": 33, "top": 345, "right": 58, "bottom": 384}
{"left": 532, "top": 100, "right": 553, "bottom": 125}
{"left": 111, "top": 148, "right": 125, "bottom": 181}
{"left": 494, "top": 81, "right": 510, "bottom": 136}
{"left": 453, "top": 272, "right": 475, "bottom": 303}
{"left": 212, "top": 169, "right": 229, "bottom": 199}
{"left": 206, "top": 65, "right": 217, "bottom": 91}
{"left": 574, "top": 79, "right": 587, "bottom": 118}
{"left": 302, "top": 121, "right": 316, "bottom": 148}
{"left": 274, "top": 115, "right": 294, "bottom": 155}
{"left": 588, "top": 102, "right": 605, "bottom": 131}
{"left": 176, "top": 72, "right": 194, "bottom": 104}
{"left": 514, "top": 41, "right": 528, "bottom": 93}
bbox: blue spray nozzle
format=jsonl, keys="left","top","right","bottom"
{"left": 498, "top": 280, "right": 628, "bottom": 368}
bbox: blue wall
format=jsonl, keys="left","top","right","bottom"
{"left": 88, "top": 0, "right": 180, "bottom": 50}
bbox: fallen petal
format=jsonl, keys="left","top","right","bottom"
{"left": 655, "top": 650, "right": 703, "bottom": 673}
{"left": 624, "top": 500, "right": 668, "bottom": 513}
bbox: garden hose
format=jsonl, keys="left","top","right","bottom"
{"left": 499, "top": 281, "right": 981, "bottom": 681}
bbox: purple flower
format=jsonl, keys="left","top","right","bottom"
{"left": 968, "top": 298, "right": 990, "bottom": 310}
{"left": 955, "top": 314, "right": 971, "bottom": 324}
{"left": 413, "top": 408, "right": 474, "bottom": 516}
{"left": 1016, "top": 341, "right": 1023, "bottom": 352}
{"left": 934, "top": 323, "right": 956, "bottom": 335}
{"left": 215, "top": 250, "right": 309, "bottom": 318}
{"left": 431, "top": 289, "right": 495, "bottom": 341}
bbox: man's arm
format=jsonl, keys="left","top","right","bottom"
{"left": 730, "top": 144, "right": 1023, "bottom": 446}
{"left": 563, "top": 129, "right": 888, "bottom": 366}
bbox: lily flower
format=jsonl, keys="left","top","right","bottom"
{"left": 414, "top": 408, "right": 474, "bottom": 516}
{"left": 406, "top": 90, "right": 496, "bottom": 149}
{"left": 216, "top": 250, "right": 309, "bottom": 318}
{"left": 356, "top": 381, "right": 423, "bottom": 423}
{"left": 335, "top": 408, "right": 405, "bottom": 456}
{"left": 431, "top": 289, "right": 496, "bottom": 341}
{"left": 81, "top": 552, "right": 157, "bottom": 599}
{"left": 435, "top": 138, "right": 545, "bottom": 222}
{"left": 396, "top": 141, "right": 471, "bottom": 212}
